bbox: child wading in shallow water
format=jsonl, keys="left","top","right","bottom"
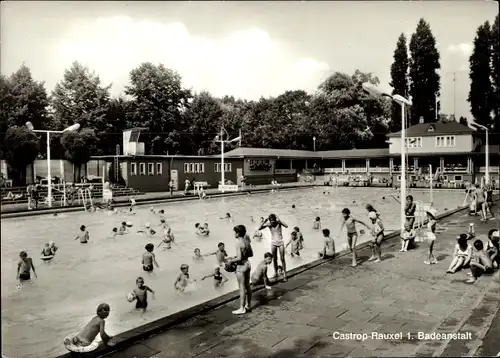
{"left": 132, "top": 277, "right": 155, "bottom": 312}
{"left": 201, "top": 266, "right": 228, "bottom": 288}
{"left": 340, "top": 208, "right": 370, "bottom": 267}
{"left": 142, "top": 243, "right": 159, "bottom": 272}
{"left": 17, "top": 251, "right": 37, "bottom": 282}
{"left": 65, "top": 303, "right": 113, "bottom": 348}
{"left": 424, "top": 209, "right": 438, "bottom": 265}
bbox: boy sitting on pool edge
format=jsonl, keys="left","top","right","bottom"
{"left": 65, "top": 303, "right": 113, "bottom": 348}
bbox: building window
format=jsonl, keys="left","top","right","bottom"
{"left": 405, "top": 137, "right": 422, "bottom": 148}
{"left": 148, "top": 163, "right": 154, "bottom": 175}
{"left": 131, "top": 163, "right": 137, "bottom": 176}
{"left": 454, "top": 175, "right": 462, "bottom": 181}
{"left": 156, "top": 163, "right": 162, "bottom": 175}
{"left": 215, "top": 163, "right": 232, "bottom": 172}
{"left": 139, "top": 163, "right": 146, "bottom": 175}
{"left": 436, "top": 136, "right": 455, "bottom": 148}
{"left": 184, "top": 163, "right": 205, "bottom": 173}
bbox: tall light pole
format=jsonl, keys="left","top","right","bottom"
{"left": 215, "top": 126, "right": 240, "bottom": 193}
{"left": 362, "top": 83, "right": 412, "bottom": 232}
{"left": 471, "top": 122, "right": 489, "bottom": 185}
{"left": 313, "top": 136, "right": 316, "bottom": 152}
{"left": 26, "top": 122, "right": 80, "bottom": 207}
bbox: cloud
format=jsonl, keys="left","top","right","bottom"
{"left": 446, "top": 43, "right": 473, "bottom": 57}
{"left": 54, "top": 16, "right": 330, "bottom": 99}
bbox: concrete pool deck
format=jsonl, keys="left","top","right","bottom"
{"left": 54, "top": 204, "right": 500, "bottom": 358}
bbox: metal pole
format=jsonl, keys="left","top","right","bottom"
{"left": 453, "top": 73, "right": 456, "bottom": 120}
{"left": 221, "top": 127, "right": 225, "bottom": 193}
{"left": 313, "top": 138, "right": 316, "bottom": 152}
{"left": 46, "top": 132, "right": 52, "bottom": 208}
{"left": 485, "top": 128, "right": 489, "bottom": 185}
{"left": 435, "top": 93, "right": 438, "bottom": 120}
{"left": 400, "top": 103, "right": 406, "bottom": 232}
{"left": 239, "top": 129, "right": 242, "bottom": 147}
{"left": 429, "top": 164, "right": 433, "bottom": 204}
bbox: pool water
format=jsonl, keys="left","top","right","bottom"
{"left": 1, "top": 187, "right": 466, "bottom": 358}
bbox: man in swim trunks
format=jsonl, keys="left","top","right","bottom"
{"left": 474, "top": 184, "right": 487, "bottom": 221}
{"left": 259, "top": 214, "right": 289, "bottom": 281}
{"left": 142, "top": 243, "right": 159, "bottom": 272}
{"left": 17, "top": 251, "right": 37, "bottom": 281}
{"left": 405, "top": 195, "right": 417, "bottom": 229}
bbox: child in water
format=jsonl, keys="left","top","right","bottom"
{"left": 17, "top": 251, "right": 37, "bottom": 281}
{"left": 138, "top": 223, "right": 156, "bottom": 237}
{"left": 193, "top": 248, "right": 204, "bottom": 261}
{"left": 65, "top": 303, "right": 112, "bottom": 347}
{"left": 158, "top": 228, "right": 175, "bottom": 250}
{"left": 75, "top": 225, "right": 90, "bottom": 243}
{"left": 174, "top": 264, "right": 194, "bottom": 291}
{"left": 251, "top": 252, "right": 273, "bottom": 289}
{"left": 142, "top": 243, "right": 160, "bottom": 272}
{"left": 203, "top": 223, "right": 210, "bottom": 236}
{"left": 294, "top": 227, "right": 304, "bottom": 250}
{"left": 313, "top": 217, "right": 321, "bottom": 230}
{"left": 195, "top": 223, "right": 208, "bottom": 236}
{"left": 319, "top": 229, "right": 336, "bottom": 259}
{"left": 132, "top": 277, "right": 155, "bottom": 312}
{"left": 286, "top": 231, "right": 302, "bottom": 257}
{"left": 206, "top": 242, "right": 229, "bottom": 266}
{"left": 119, "top": 222, "right": 130, "bottom": 235}
{"left": 201, "top": 266, "right": 228, "bottom": 288}
{"left": 220, "top": 213, "right": 232, "bottom": 220}
{"left": 159, "top": 219, "right": 169, "bottom": 230}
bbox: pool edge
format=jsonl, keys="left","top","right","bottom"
{"left": 53, "top": 203, "right": 475, "bottom": 358}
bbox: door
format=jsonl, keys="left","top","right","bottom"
{"left": 170, "top": 170, "right": 178, "bottom": 190}
{"left": 236, "top": 168, "right": 243, "bottom": 186}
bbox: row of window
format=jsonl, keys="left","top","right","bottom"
{"left": 404, "top": 136, "right": 456, "bottom": 148}
{"left": 131, "top": 162, "right": 162, "bottom": 176}
{"left": 129, "top": 162, "right": 233, "bottom": 176}
{"left": 183, "top": 163, "right": 232, "bottom": 173}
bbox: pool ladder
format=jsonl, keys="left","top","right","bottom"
{"left": 78, "top": 189, "right": 93, "bottom": 211}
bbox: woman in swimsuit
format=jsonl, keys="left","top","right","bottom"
{"left": 226, "top": 225, "right": 253, "bottom": 315}
{"left": 446, "top": 234, "right": 472, "bottom": 273}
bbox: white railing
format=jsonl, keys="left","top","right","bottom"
{"left": 478, "top": 166, "right": 500, "bottom": 173}
{"left": 368, "top": 167, "right": 390, "bottom": 173}
{"left": 345, "top": 167, "right": 367, "bottom": 173}
{"left": 274, "top": 169, "right": 296, "bottom": 174}
{"left": 323, "top": 168, "right": 343, "bottom": 174}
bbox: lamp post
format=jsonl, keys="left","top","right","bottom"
{"left": 473, "top": 123, "right": 489, "bottom": 185}
{"left": 362, "top": 83, "right": 412, "bottom": 232}
{"left": 215, "top": 126, "right": 240, "bottom": 193}
{"left": 313, "top": 136, "right": 316, "bottom": 152}
{"left": 26, "top": 122, "right": 80, "bottom": 208}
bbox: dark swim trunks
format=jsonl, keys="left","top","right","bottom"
{"left": 135, "top": 298, "right": 148, "bottom": 309}
{"left": 19, "top": 272, "right": 30, "bottom": 281}
{"left": 143, "top": 265, "right": 153, "bottom": 272}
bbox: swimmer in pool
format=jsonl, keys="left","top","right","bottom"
{"left": 201, "top": 267, "right": 228, "bottom": 288}
{"left": 65, "top": 303, "right": 112, "bottom": 347}
{"left": 159, "top": 219, "right": 169, "bottom": 230}
{"left": 132, "top": 277, "right": 155, "bottom": 312}
{"left": 137, "top": 223, "right": 156, "bottom": 237}
{"left": 286, "top": 231, "right": 301, "bottom": 257}
{"left": 203, "top": 223, "right": 210, "bottom": 236}
{"left": 193, "top": 248, "right": 204, "bottom": 261}
{"left": 41, "top": 241, "right": 57, "bottom": 258}
{"left": 75, "top": 225, "right": 90, "bottom": 243}
{"left": 294, "top": 227, "right": 304, "bottom": 250}
{"left": 17, "top": 251, "right": 37, "bottom": 281}
{"left": 110, "top": 228, "right": 118, "bottom": 238}
{"left": 174, "top": 264, "right": 194, "bottom": 292}
{"left": 119, "top": 221, "right": 130, "bottom": 235}
{"left": 142, "top": 243, "right": 159, "bottom": 272}
{"left": 220, "top": 213, "right": 232, "bottom": 220}
{"left": 313, "top": 217, "right": 321, "bottom": 230}
{"left": 206, "top": 242, "right": 228, "bottom": 266}
{"left": 158, "top": 228, "right": 174, "bottom": 250}
{"left": 195, "top": 223, "right": 208, "bottom": 236}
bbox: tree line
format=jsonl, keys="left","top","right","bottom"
{"left": 1, "top": 16, "right": 497, "bottom": 184}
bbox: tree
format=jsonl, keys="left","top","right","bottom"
{"left": 51, "top": 62, "right": 111, "bottom": 153}
{"left": 102, "top": 97, "right": 132, "bottom": 155}
{"left": 468, "top": 21, "right": 493, "bottom": 128}
{"left": 459, "top": 116, "right": 468, "bottom": 126}
{"left": 409, "top": 18, "right": 441, "bottom": 125}
{"left": 125, "top": 63, "right": 192, "bottom": 154}
{"left": 60, "top": 128, "right": 97, "bottom": 182}
{"left": 3, "top": 126, "right": 39, "bottom": 184}
{"left": 0, "top": 66, "right": 49, "bottom": 158}
{"left": 491, "top": 14, "right": 499, "bottom": 142}
{"left": 389, "top": 33, "right": 409, "bottom": 132}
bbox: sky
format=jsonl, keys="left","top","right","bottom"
{"left": 1, "top": 1, "right": 498, "bottom": 120}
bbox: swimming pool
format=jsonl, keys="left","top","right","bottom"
{"left": 1, "top": 186, "right": 466, "bottom": 358}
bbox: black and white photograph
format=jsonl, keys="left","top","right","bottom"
{"left": 1, "top": 1, "right": 499, "bottom": 357}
